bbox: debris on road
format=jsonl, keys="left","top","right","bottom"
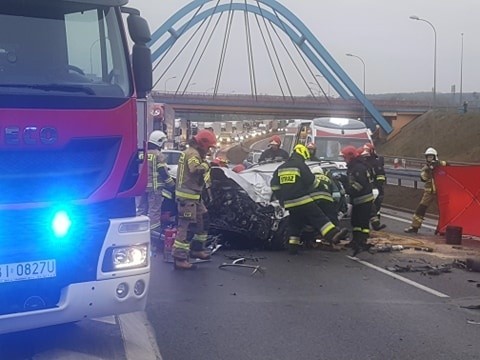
{"left": 219, "top": 257, "right": 266, "bottom": 276}
{"left": 385, "top": 263, "right": 452, "bottom": 275}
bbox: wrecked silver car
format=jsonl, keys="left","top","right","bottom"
{"left": 206, "top": 161, "right": 349, "bottom": 250}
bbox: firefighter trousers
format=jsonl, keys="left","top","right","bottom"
{"left": 287, "top": 202, "right": 339, "bottom": 251}
{"left": 351, "top": 201, "right": 372, "bottom": 246}
{"left": 314, "top": 200, "right": 339, "bottom": 226}
{"left": 411, "top": 190, "right": 436, "bottom": 229}
{"left": 137, "top": 190, "right": 163, "bottom": 233}
{"left": 173, "top": 199, "right": 208, "bottom": 260}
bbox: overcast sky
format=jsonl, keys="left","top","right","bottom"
{"left": 129, "top": 0, "right": 477, "bottom": 96}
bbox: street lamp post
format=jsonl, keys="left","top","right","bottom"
{"left": 409, "top": 15, "right": 437, "bottom": 108}
{"left": 460, "top": 32, "right": 464, "bottom": 106}
{"left": 164, "top": 76, "right": 177, "bottom": 93}
{"left": 346, "top": 53, "right": 366, "bottom": 122}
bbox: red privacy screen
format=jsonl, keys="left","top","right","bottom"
{"left": 435, "top": 165, "right": 480, "bottom": 236}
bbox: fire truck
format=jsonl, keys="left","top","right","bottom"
{"left": 0, "top": 0, "right": 153, "bottom": 334}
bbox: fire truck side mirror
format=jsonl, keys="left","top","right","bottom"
{"left": 127, "top": 14, "right": 152, "bottom": 98}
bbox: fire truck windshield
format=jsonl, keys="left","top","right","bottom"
{"left": 0, "top": 1, "right": 131, "bottom": 98}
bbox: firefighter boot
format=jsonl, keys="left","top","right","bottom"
{"left": 352, "top": 233, "right": 371, "bottom": 257}
{"left": 174, "top": 258, "right": 195, "bottom": 270}
{"left": 371, "top": 219, "right": 387, "bottom": 231}
{"left": 190, "top": 239, "right": 211, "bottom": 260}
{"left": 404, "top": 226, "right": 419, "bottom": 234}
{"left": 288, "top": 244, "right": 299, "bottom": 255}
{"left": 325, "top": 228, "right": 349, "bottom": 245}
{"left": 190, "top": 250, "right": 211, "bottom": 260}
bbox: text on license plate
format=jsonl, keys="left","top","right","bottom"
{"left": 0, "top": 259, "right": 56, "bottom": 283}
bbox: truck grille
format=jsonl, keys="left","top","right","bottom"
{"left": 0, "top": 137, "right": 121, "bottom": 204}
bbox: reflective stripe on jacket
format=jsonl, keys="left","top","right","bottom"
{"left": 345, "top": 158, "right": 374, "bottom": 205}
{"left": 175, "top": 146, "right": 209, "bottom": 201}
{"left": 270, "top": 153, "right": 319, "bottom": 209}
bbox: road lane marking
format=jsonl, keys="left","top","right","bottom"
{"left": 347, "top": 256, "right": 450, "bottom": 298}
{"left": 381, "top": 213, "right": 436, "bottom": 230}
{"left": 118, "top": 312, "right": 163, "bottom": 360}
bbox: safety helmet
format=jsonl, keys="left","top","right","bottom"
{"left": 424, "top": 147, "right": 438, "bottom": 157}
{"left": 148, "top": 130, "right": 167, "bottom": 149}
{"left": 340, "top": 145, "right": 358, "bottom": 163}
{"left": 306, "top": 142, "right": 316, "bottom": 150}
{"left": 311, "top": 166, "right": 324, "bottom": 175}
{"left": 232, "top": 164, "right": 245, "bottom": 173}
{"left": 269, "top": 135, "right": 282, "bottom": 146}
{"left": 194, "top": 130, "right": 217, "bottom": 151}
{"left": 293, "top": 144, "right": 310, "bottom": 160}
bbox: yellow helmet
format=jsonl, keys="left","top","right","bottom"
{"left": 293, "top": 144, "right": 310, "bottom": 160}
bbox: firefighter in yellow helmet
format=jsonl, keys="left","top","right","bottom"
{"left": 405, "top": 147, "right": 447, "bottom": 234}
{"left": 173, "top": 130, "right": 217, "bottom": 270}
{"left": 137, "top": 130, "right": 175, "bottom": 247}
{"left": 271, "top": 144, "right": 348, "bottom": 254}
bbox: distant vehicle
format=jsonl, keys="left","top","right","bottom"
{"left": 283, "top": 117, "right": 373, "bottom": 162}
{"left": 218, "top": 132, "right": 234, "bottom": 145}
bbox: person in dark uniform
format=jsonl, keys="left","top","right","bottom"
{"left": 271, "top": 144, "right": 348, "bottom": 254}
{"left": 258, "top": 135, "right": 289, "bottom": 163}
{"left": 359, "top": 143, "right": 386, "bottom": 231}
{"left": 340, "top": 146, "right": 375, "bottom": 256}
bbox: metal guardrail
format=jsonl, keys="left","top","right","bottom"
{"left": 384, "top": 157, "right": 478, "bottom": 189}
{"left": 383, "top": 156, "right": 477, "bottom": 169}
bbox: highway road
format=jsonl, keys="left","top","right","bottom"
{"left": 2, "top": 209, "right": 480, "bottom": 360}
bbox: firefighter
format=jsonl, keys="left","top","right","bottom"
{"left": 405, "top": 147, "right": 447, "bottom": 234}
{"left": 258, "top": 135, "right": 289, "bottom": 163}
{"left": 310, "top": 166, "right": 339, "bottom": 226}
{"left": 271, "top": 144, "right": 348, "bottom": 255}
{"left": 173, "top": 129, "right": 217, "bottom": 270}
{"left": 137, "top": 130, "right": 175, "bottom": 245}
{"left": 340, "top": 145, "right": 375, "bottom": 256}
{"left": 307, "top": 142, "right": 321, "bottom": 161}
{"left": 360, "top": 143, "right": 387, "bottom": 231}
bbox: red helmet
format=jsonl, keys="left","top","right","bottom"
{"left": 232, "top": 164, "right": 245, "bottom": 173}
{"left": 269, "top": 135, "right": 282, "bottom": 146}
{"left": 340, "top": 146, "right": 358, "bottom": 163}
{"left": 194, "top": 130, "right": 217, "bottom": 151}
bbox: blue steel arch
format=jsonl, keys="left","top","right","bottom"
{"left": 149, "top": 0, "right": 392, "bottom": 133}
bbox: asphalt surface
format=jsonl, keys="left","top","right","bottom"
{"left": 147, "top": 246, "right": 480, "bottom": 359}
{"left": 2, "top": 210, "right": 480, "bottom": 359}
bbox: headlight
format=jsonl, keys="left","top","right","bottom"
{"left": 102, "top": 244, "right": 149, "bottom": 271}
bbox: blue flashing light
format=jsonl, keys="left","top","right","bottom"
{"left": 52, "top": 210, "right": 72, "bottom": 238}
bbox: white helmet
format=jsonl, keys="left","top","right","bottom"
{"left": 311, "top": 166, "right": 324, "bottom": 175}
{"left": 424, "top": 147, "right": 438, "bottom": 157}
{"left": 149, "top": 130, "right": 167, "bottom": 149}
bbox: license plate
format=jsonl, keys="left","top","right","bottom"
{"left": 0, "top": 259, "right": 56, "bottom": 283}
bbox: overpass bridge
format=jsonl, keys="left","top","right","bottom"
{"left": 148, "top": 0, "right": 403, "bottom": 134}
{"left": 151, "top": 91, "right": 430, "bottom": 138}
